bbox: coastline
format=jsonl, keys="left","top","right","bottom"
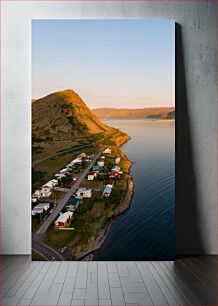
{"left": 101, "top": 117, "right": 175, "bottom": 122}
{"left": 74, "top": 138, "right": 134, "bottom": 261}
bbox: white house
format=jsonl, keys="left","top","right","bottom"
{"left": 71, "top": 157, "right": 82, "bottom": 165}
{"left": 83, "top": 189, "right": 92, "bottom": 198}
{"left": 103, "top": 184, "right": 113, "bottom": 197}
{"left": 75, "top": 188, "right": 92, "bottom": 198}
{"left": 111, "top": 165, "right": 121, "bottom": 173}
{"left": 115, "top": 156, "right": 121, "bottom": 164}
{"left": 32, "top": 207, "right": 44, "bottom": 215}
{"left": 32, "top": 203, "right": 50, "bottom": 215}
{"left": 97, "top": 160, "right": 105, "bottom": 167}
{"left": 41, "top": 186, "right": 52, "bottom": 198}
{"left": 55, "top": 173, "right": 66, "bottom": 179}
{"left": 88, "top": 172, "right": 97, "bottom": 181}
{"left": 32, "top": 190, "right": 41, "bottom": 202}
{"left": 35, "top": 203, "right": 50, "bottom": 211}
{"left": 65, "top": 163, "right": 73, "bottom": 168}
{"left": 103, "top": 148, "right": 112, "bottom": 154}
{"left": 43, "top": 179, "right": 58, "bottom": 189}
{"left": 75, "top": 188, "right": 86, "bottom": 198}
{"left": 60, "top": 168, "right": 68, "bottom": 173}
{"left": 55, "top": 211, "right": 73, "bottom": 228}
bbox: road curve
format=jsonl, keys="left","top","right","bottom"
{"left": 32, "top": 240, "right": 65, "bottom": 261}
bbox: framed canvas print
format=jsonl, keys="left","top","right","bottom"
{"left": 32, "top": 19, "right": 175, "bottom": 261}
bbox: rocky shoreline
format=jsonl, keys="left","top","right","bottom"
{"left": 67, "top": 133, "right": 134, "bottom": 261}
{"left": 75, "top": 161, "right": 134, "bottom": 261}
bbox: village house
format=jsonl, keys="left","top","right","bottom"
{"left": 55, "top": 211, "right": 73, "bottom": 228}
{"left": 97, "top": 160, "right": 105, "bottom": 167}
{"left": 32, "top": 190, "right": 41, "bottom": 202}
{"left": 103, "top": 184, "right": 113, "bottom": 197}
{"left": 32, "top": 207, "right": 44, "bottom": 215}
{"left": 41, "top": 186, "right": 52, "bottom": 198}
{"left": 32, "top": 203, "right": 50, "bottom": 215}
{"left": 36, "top": 203, "right": 50, "bottom": 211}
{"left": 92, "top": 164, "right": 100, "bottom": 171}
{"left": 87, "top": 172, "right": 97, "bottom": 181}
{"left": 108, "top": 171, "right": 119, "bottom": 179}
{"left": 103, "top": 148, "right": 112, "bottom": 154}
{"left": 111, "top": 165, "right": 121, "bottom": 173}
{"left": 66, "top": 204, "right": 77, "bottom": 212}
{"left": 59, "top": 168, "right": 69, "bottom": 174}
{"left": 55, "top": 173, "right": 66, "bottom": 179}
{"left": 71, "top": 157, "right": 82, "bottom": 165}
{"left": 65, "top": 163, "right": 74, "bottom": 169}
{"left": 43, "top": 179, "right": 58, "bottom": 189}
{"left": 75, "top": 188, "right": 92, "bottom": 199}
{"left": 115, "top": 156, "right": 121, "bottom": 163}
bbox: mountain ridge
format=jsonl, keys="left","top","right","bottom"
{"left": 92, "top": 107, "right": 175, "bottom": 119}
{"left": 32, "top": 89, "right": 129, "bottom": 160}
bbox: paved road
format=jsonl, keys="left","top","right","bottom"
{"left": 35, "top": 148, "right": 103, "bottom": 236}
{"left": 32, "top": 239, "right": 65, "bottom": 261}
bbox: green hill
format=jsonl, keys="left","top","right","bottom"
{"left": 32, "top": 89, "right": 129, "bottom": 160}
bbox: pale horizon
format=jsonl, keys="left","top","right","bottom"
{"left": 32, "top": 20, "right": 175, "bottom": 109}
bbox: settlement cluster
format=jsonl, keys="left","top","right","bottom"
{"left": 32, "top": 148, "right": 122, "bottom": 228}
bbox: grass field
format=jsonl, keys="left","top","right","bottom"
{"left": 32, "top": 146, "right": 97, "bottom": 190}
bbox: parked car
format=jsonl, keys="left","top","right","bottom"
{"left": 60, "top": 246, "right": 67, "bottom": 253}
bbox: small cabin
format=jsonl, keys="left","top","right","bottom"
{"left": 41, "top": 186, "right": 52, "bottom": 198}
{"left": 75, "top": 188, "right": 92, "bottom": 198}
{"left": 88, "top": 172, "right": 96, "bottom": 181}
{"left": 32, "top": 203, "right": 50, "bottom": 215}
{"left": 115, "top": 156, "right": 121, "bottom": 164}
{"left": 35, "top": 203, "right": 50, "bottom": 211}
{"left": 103, "top": 148, "right": 112, "bottom": 154}
{"left": 32, "top": 207, "right": 44, "bottom": 215}
{"left": 97, "top": 160, "right": 105, "bottom": 167}
{"left": 32, "top": 190, "right": 42, "bottom": 202}
{"left": 108, "top": 171, "right": 119, "bottom": 178}
{"left": 55, "top": 211, "right": 73, "bottom": 228}
{"left": 103, "top": 184, "right": 113, "bottom": 197}
{"left": 111, "top": 165, "right": 120, "bottom": 172}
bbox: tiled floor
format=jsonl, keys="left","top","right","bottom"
{"left": 1, "top": 256, "right": 217, "bottom": 305}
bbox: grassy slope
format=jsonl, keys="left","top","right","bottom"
{"left": 32, "top": 89, "right": 129, "bottom": 189}
{"left": 32, "top": 89, "right": 132, "bottom": 257}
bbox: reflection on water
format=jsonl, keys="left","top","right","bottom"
{"left": 94, "top": 119, "right": 175, "bottom": 260}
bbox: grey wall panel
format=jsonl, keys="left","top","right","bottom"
{"left": 1, "top": 1, "right": 217, "bottom": 254}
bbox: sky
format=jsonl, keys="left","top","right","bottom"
{"left": 32, "top": 20, "right": 175, "bottom": 109}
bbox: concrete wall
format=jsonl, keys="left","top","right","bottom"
{"left": 1, "top": 1, "right": 217, "bottom": 255}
